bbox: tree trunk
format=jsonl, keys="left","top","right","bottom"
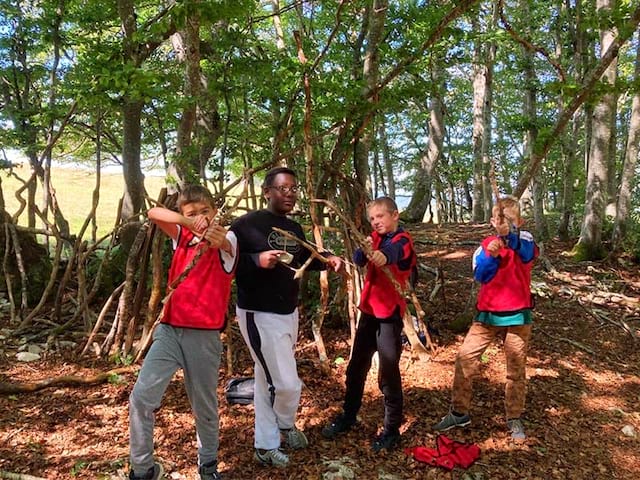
{"left": 612, "top": 31, "right": 640, "bottom": 249}
{"left": 577, "top": 0, "right": 617, "bottom": 259}
{"left": 120, "top": 97, "right": 145, "bottom": 249}
{"left": 379, "top": 123, "right": 395, "bottom": 200}
{"left": 170, "top": 2, "right": 202, "bottom": 187}
{"left": 354, "top": 0, "right": 387, "bottom": 197}
{"left": 116, "top": 0, "right": 147, "bottom": 250}
{"left": 520, "top": 0, "right": 548, "bottom": 239}
{"left": 405, "top": 59, "right": 446, "bottom": 223}
{"left": 471, "top": 8, "right": 490, "bottom": 222}
{"left": 557, "top": 0, "right": 583, "bottom": 241}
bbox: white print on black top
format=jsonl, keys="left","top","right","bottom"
{"left": 267, "top": 230, "right": 301, "bottom": 254}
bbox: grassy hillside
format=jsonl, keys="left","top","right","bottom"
{"left": 1, "top": 164, "right": 166, "bottom": 238}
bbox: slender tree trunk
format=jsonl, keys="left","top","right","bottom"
{"left": 379, "top": 122, "right": 395, "bottom": 200}
{"left": 577, "top": 0, "right": 617, "bottom": 259}
{"left": 557, "top": 0, "right": 583, "bottom": 240}
{"left": 471, "top": 9, "right": 490, "bottom": 221}
{"left": 405, "top": 59, "right": 446, "bottom": 222}
{"left": 270, "top": 0, "right": 286, "bottom": 50}
{"left": 121, "top": 98, "right": 145, "bottom": 223}
{"left": 520, "top": 0, "right": 548, "bottom": 239}
{"left": 612, "top": 31, "right": 640, "bottom": 249}
{"left": 170, "top": 2, "right": 202, "bottom": 186}
{"left": 117, "top": 0, "right": 147, "bottom": 249}
{"left": 481, "top": 2, "right": 497, "bottom": 220}
{"left": 354, "top": 0, "right": 387, "bottom": 196}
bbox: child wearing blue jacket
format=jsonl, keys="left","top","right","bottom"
{"left": 434, "top": 195, "right": 538, "bottom": 440}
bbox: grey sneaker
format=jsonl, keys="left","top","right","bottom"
{"left": 198, "top": 460, "right": 222, "bottom": 480}
{"left": 129, "top": 462, "right": 164, "bottom": 480}
{"left": 282, "top": 425, "right": 308, "bottom": 450}
{"left": 433, "top": 411, "right": 471, "bottom": 431}
{"left": 254, "top": 448, "right": 289, "bottom": 467}
{"left": 507, "top": 418, "right": 526, "bottom": 440}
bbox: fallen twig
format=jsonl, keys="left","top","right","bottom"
{"left": 537, "top": 327, "right": 595, "bottom": 355}
{"left": 0, "top": 471, "right": 48, "bottom": 480}
{"left": 0, "top": 366, "right": 136, "bottom": 395}
{"left": 578, "top": 302, "right": 638, "bottom": 340}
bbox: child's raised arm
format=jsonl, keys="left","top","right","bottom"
{"left": 148, "top": 206, "right": 204, "bottom": 240}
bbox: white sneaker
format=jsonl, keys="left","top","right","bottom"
{"left": 254, "top": 448, "right": 289, "bottom": 467}
{"left": 282, "top": 425, "right": 309, "bottom": 450}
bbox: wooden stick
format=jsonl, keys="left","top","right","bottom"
{"left": 134, "top": 201, "right": 235, "bottom": 362}
{"left": 0, "top": 366, "right": 136, "bottom": 395}
{"left": 312, "top": 199, "right": 435, "bottom": 357}
{"left": 270, "top": 226, "right": 346, "bottom": 280}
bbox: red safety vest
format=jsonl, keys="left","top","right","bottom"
{"left": 163, "top": 229, "right": 235, "bottom": 330}
{"left": 358, "top": 230, "right": 416, "bottom": 319}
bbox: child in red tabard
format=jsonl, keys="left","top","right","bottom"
{"left": 434, "top": 195, "right": 538, "bottom": 440}
{"left": 322, "top": 196, "right": 416, "bottom": 452}
{"left": 128, "top": 185, "right": 237, "bottom": 480}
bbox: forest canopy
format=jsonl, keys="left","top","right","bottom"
{"left": 2, "top": 0, "right": 640, "bottom": 336}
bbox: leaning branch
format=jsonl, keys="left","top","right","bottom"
{"left": 312, "top": 199, "right": 436, "bottom": 357}
{"left": 513, "top": 4, "right": 640, "bottom": 198}
{"left": 0, "top": 366, "right": 136, "bottom": 395}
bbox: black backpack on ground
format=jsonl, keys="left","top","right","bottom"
{"left": 225, "top": 377, "right": 255, "bottom": 405}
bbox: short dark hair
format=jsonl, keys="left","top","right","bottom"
{"left": 177, "top": 184, "right": 215, "bottom": 211}
{"left": 368, "top": 196, "right": 398, "bottom": 214}
{"left": 263, "top": 167, "right": 297, "bottom": 188}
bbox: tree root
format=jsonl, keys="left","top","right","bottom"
{"left": 0, "top": 471, "right": 48, "bottom": 480}
{"left": 0, "top": 366, "right": 136, "bottom": 395}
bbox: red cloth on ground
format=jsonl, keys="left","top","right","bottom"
{"left": 405, "top": 435, "right": 481, "bottom": 471}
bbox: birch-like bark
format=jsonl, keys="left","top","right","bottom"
{"left": 612, "top": 31, "right": 640, "bottom": 248}
{"left": 577, "top": 0, "right": 618, "bottom": 258}
{"left": 471, "top": 7, "right": 490, "bottom": 222}
{"left": 557, "top": 0, "right": 583, "bottom": 240}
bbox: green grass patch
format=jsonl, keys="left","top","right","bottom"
{"left": 1, "top": 164, "right": 165, "bottom": 238}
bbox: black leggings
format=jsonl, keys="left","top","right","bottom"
{"left": 342, "top": 311, "right": 404, "bottom": 433}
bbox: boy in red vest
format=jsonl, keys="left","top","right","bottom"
{"left": 128, "top": 185, "right": 237, "bottom": 480}
{"left": 322, "top": 196, "right": 416, "bottom": 452}
{"left": 434, "top": 195, "right": 538, "bottom": 440}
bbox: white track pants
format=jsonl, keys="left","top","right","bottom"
{"left": 237, "top": 307, "right": 302, "bottom": 450}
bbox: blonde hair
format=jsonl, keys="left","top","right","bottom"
{"left": 367, "top": 196, "right": 398, "bottom": 214}
{"left": 492, "top": 195, "right": 520, "bottom": 217}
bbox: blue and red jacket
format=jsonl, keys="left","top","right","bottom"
{"left": 355, "top": 228, "right": 416, "bottom": 319}
{"left": 473, "top": 229, "right": 538, "bottom": 314}
{"left": 163, "top": 228, "right": 236, "bottom": 330}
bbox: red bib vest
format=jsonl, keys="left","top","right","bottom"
{"left": 358, "top": 230, "right": 415, "bottom": 319}
{"left": 163, "top": 229, "right": 235, "bottom": 330}
{"left": 476, "top": 235, "right": 536, "bottom": 313}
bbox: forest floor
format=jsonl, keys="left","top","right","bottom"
{"left": 1, "top": 222, "right": 639, "bottom": 480}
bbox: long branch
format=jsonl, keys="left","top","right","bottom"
{"left": 513, "top": 4, "right": 640, "bottom": 198}
{"left": 312, "top": 199, "right": 435, "bottom": 356}
{"left": 0, "top": 366, "right": 136, "bottom": 395}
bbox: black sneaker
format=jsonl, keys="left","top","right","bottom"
{"left": 371, "top": 430, "right": 401, "bottom": 452}
{"left": 129, "top": 463, "right": 164, "bottom": 480}
{"left": 321, "top": 413, "right": 356, "bottom": 439}
{"left": 198, "top": 460, "right": 222, "bottom": 480}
